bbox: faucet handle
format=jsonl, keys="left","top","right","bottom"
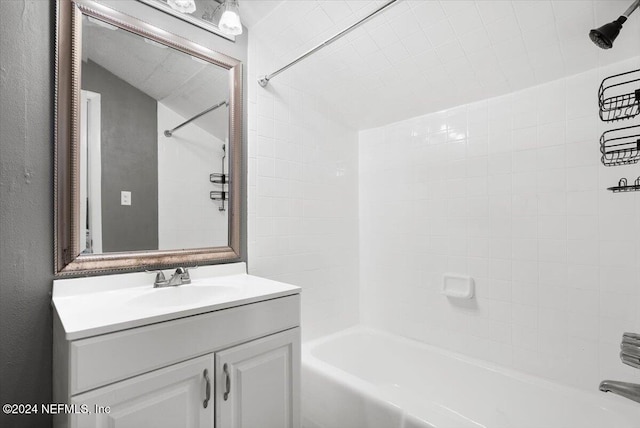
{"left": 175, "top": 266, "right": 197, "bottom": 284}
{"left": 145, "top": 270, "right": 166, "bottom": 286}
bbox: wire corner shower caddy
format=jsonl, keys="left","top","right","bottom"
{"left": 210, "top": 144, "right": 228, "bottom": 211}
{"left": 598, "top": 69, "right": 640, "bottom": 122}
{"left": 600, "top": 124, "right": 640, "bottom": 167}
{"left": 596, "top": 67, "right": 640, "bottom": 193}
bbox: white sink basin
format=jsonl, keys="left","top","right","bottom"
{"left": 128, "top": 283, "right": 240, "bottom": 308}
{"left": 52, "top": 264, "right": 301, "bottom": 340}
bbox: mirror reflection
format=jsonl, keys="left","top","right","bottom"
{"left": 79, "top": 15, "right": 230, "bottom": 255}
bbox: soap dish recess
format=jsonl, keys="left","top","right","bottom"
{"left": 442, "top": 274, "right": 475, "bottom": 299}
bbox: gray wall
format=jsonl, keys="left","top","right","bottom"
{"left": 82, "top": 60, "right": 159, "bottom": 253}
{"left": 0, "top": 1, "right": 248, "bottom": 427}
{"left": 0, "top": 1, "right": 54, "bottom": 427}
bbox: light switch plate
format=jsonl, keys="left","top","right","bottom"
{"left": 121, "top": 191, "right": 131, "bottom": 206}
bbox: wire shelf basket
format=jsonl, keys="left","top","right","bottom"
{"left": 608, "top": 177, "right": 640, "bottom": 193}
{"left": 598, "top": 69, "right": 640, "bottom": 122}
{"left": 600, "top": 124, "right": 640, "bottom": 166}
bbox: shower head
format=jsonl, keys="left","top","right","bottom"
{"left": 589, "top": 16, "right": 627, "bottom": 49}
{"left": 590, "top": 0, "right": 640, "bottom": 49}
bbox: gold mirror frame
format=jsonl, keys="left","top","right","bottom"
{"left": 55, "top": 0, "right": 242, "bottom": 276}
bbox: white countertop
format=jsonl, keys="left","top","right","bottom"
{"left": 52, "top": 263, "right": 300, "bottom": 340}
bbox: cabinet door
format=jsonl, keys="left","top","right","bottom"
{"left": 70, "top": 354, "right": 214, "bottom": 428}
{"left": 216, "top": 328, "right": 300, "bottom": 428}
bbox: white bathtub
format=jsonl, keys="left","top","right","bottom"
{"left": 301, "top": 327, "right": 640, "bottom": 428}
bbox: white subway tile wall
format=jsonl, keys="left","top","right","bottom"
{"left": 248, "top": 34, "right": 360, "bottom": 340}
{"left": 248, "top": 0, "right": 640, "bottom": 391}
{"left": 359, "top": 56, "right": 640, "bottom": 391}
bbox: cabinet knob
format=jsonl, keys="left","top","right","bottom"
{"left": 203, "top": 369, "right": 211, "bottom": 409}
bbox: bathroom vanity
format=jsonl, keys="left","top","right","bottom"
{"left": 52, "top": 263, "right": 301, "bottom": 428}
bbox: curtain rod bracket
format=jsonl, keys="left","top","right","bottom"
{"left": 258, "top": 76, "right": 269, "bottom": 87}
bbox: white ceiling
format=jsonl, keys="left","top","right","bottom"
{"left": 239, "top": 0, "right": 283, "bottom": 28}
{"left": 82, "top": 16, "right": 230, "bottom": 141}
{"left": 247, "top": 0, "right": 640, "bottom": 130}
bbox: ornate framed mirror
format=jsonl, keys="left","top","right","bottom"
{"left": 55, "top": 0, "right": 242, "bottom": 275}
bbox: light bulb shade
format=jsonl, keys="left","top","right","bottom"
{"left": 219, "top": 0, "right": 243, "bottom": 36}
{"left": 167, "top": 0, "right": 196, "bottom": 14}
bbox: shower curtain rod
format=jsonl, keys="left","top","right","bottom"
{"left": 257, "top": 0, "right": 401, "bottom": 87}
{"left": 164, "top": 99, "right": 228, "bottom": 137}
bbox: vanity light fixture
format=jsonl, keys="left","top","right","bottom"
{"left": 218, "top": 0, "right": 243, "bottom": 36}
{"left": 167, "top": 0, "right": 196, "bottom": 14}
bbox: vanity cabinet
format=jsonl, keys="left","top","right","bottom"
{"left": 68, "top": 327, "right": 301, "bottom": 428}
{"left": 70, "top": 354, "right": 215, "bottom": 428}
{"left": 53, "top": 281, "right": 301, "bottom": 428}
{"left": 217, "top": 329, "right": 300, "bottom": 428}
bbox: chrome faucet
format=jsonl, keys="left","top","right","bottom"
{"left": 599, "top": 332, "right": 640, "bottom": 404}
{"left": 599, "top": 380, "right": 640, "bottom": 404}
{"left": 149, "top": 267, "right": 192, "bottom": 288}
